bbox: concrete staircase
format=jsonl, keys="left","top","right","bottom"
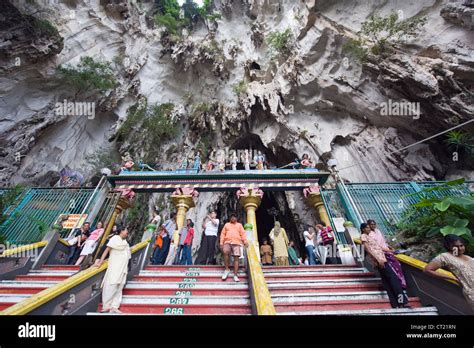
{"left": 263, "top": 265, "right": 438, "bottom": 315}
{"left": 0, "top": 265, "right": 81, "bottom": 311}
{"left": 91, "top": 265, "right": 252, "bottom": 315}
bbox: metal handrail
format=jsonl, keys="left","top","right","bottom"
{"left": 0, "top": 240, "right": 48, "bottom": 257}
{"left": 244, "top": 245, "right": 276, "bottom": 315}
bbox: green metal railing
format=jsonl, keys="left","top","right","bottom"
{"left": 322, "top": 181, "right": 473, "bottom": 237}
{"left": 0, "top": 188, "right": 100, "bottom": 245}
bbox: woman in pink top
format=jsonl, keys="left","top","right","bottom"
{"left": 361, "top": 223, "right": 409, "bottom": 308}
{"left": 368, "top": 219, "right": 406, "bottom": 289}
{"left": 76, "top": 221, "right": 105, "bottom": 266}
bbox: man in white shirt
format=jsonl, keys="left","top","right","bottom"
{"left": 197, "top": 211, "right": 219, "bottom": 265}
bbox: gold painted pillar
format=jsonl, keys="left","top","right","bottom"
{"left": 237, "top": 186, "right": 263, "bottom": 256}
{"left": 304, "top": 185, "right": 331, "bottom": 226}
{"left": 170, "top": 188, "right": 198, "bottom": 246}
{"left": 96, "top": 195, "right": 133, "bottom": 254}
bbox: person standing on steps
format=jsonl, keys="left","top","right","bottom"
{"left": 151, "top": 225, "right": 170, "bottom": 265}
{"left": 425, "top": 234, "right": 474, "bottom": 309}
{"left": 303, "top": 227, "right": 316, "bottom": 265}
{"left": 260, "top": 238, "right": 273, "bottom": 266}
{"left": 269, "top": 221, "right": 290, "bottom": 266}
{"left": 175, "top": 219, "right": 191, "bottom": 264}
{"left": 95, "top": 226, "right": 131, "bottom": 314}
{"left": 180, "top": 221, "right": 195, "bottom": 265}
{"left": 198, "top": 211, "right": 220, "bottom": 265}
{"left": 220, "top": 213, "right": 249, "bottom": 282}
{"left": 316, "top": 222, "right": 340, "bottom": 264}
{"left": 163, "top": 213, "right": 178, "bottom": 266}
{"left": 288, "top": 240, "right": 301, "bottom": 265}
{"left": 367, "top": 219, "right": 407, "bottom": 294}
{"left": 360, "top": 223, "right": 409, "bottom": 309}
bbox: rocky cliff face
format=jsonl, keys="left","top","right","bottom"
{"left": 1, "top": 0, "right": 473, "bottom": 250}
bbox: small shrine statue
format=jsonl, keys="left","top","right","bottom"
{"left": 254, "top": 150, "right": 265, "bottom": 170}
{"left": 231, "top": 152, "right": 238, "bottom": 171}
{"left": 193, "top": 151, "right": 201, "bottom": 172}
{"left": 180, "top": 155, "right": 188, "bottom": 170}
{"left": 300, "top": 153, "right": 313, "bottom": 169}
{"left": 242, "top": 149, "right": 250, "bottom": 171}
{"left": 121, "top": 160, "right": 134, "bottom": 172}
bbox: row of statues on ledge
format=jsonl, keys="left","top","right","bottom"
{"left": 120, "top": 149, "right": 319, "bottom": 173}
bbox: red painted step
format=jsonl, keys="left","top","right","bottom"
{"left": 275, "top": 297, "right": 422, "bottom": 313}
{"left": 0, "top": 302, "right": 16, "bottom": 311}
{"left": 264, "top": 272, "right": 376, "bottom": 281}
{"left": 15, "top": 275, "right": 70, "bottom": 281}
{"left": 0, "top": 286, "right": 47, "bottom": 295}
{"left": 123, "top": 288, "right": 249, "bottom": 297}
{"left": 263, "top": 264, "right": 358, "bottom": 270}
{"left": 269, "top": 283, "right": 384, "bottom": 294}
{"left": 133, "top": 275, "right": 248, "bottom": 282}
{"left": 41, "top": 265, "right": 81, "bottom": 271}
{"left": 99, "top": 303, "right": 252, "bottom": 315}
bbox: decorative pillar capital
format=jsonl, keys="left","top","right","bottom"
{"left": 237, "top": 185, "right": 264, "bottom": 209}
{"left": 303, "top": 185, "right": 331, "bottom": 227}
{"left": 171, "top": 187, "right": 198, "bottom": 210}
{"left": 237, "top": 186, "right": 263, "bottom": 256}
{"left": 114, "top": 189, "right": 136, "bottom": 213}
{"left": 303, "top": 184, "right": 323, "bottom": 205}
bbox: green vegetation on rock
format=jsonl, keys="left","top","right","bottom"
{"left": 57, "top": 56, "right": 116, "bottom": 96}
{"left": 343, "top": 12, "right": 427, "bottom": 61}
{"left": 232, "top": 80, "right": 248, "bottom": 96}
{"left": 154, "top": 0, "right": 220, "bottom": 36}
{"left": 266, "top": 28, "right": 294, "bottom": 56}
{"left": 398, "top": 179, "right": 474, "bottom": 249}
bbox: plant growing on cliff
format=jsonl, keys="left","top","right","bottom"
{"left": 445, "top": 131, "right": 474, "bottom": 155}
{"left": 197, "top": 132, "right": 214, "bottom": 159}
{"left": 85, "top": 148, "right": 121, "bottom": 175}
{"left": 343, "top": 12, "right": 427, "bottom": 61}
{"left": 58, "top": 56, "right": 116, "bottom": 97}
{"left": 266, "top": 28, "right": 294, "bottom": 56}
{"left": 154, "top": 0, "right": 218, "bottom": 36}
{"left": 397, "top": 179, "right": 474, "bottom": 247}
{"left": 118, "top": 100, "right": 179, "bottom": 164}
{"left": 117, "top": 101, "right": 148, "bottom": 141}
{"left": 37, "top": 19, "right": 59, "bottom": 36}
{"left": 143, "top": 103, "right": 179, "bottom": 145}
{"left": 232, "top": 80, "right": 248, "bottom": 96}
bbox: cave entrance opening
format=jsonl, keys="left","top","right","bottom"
{"left": 214, "top": 190, "right": 304, "bottom": 256}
